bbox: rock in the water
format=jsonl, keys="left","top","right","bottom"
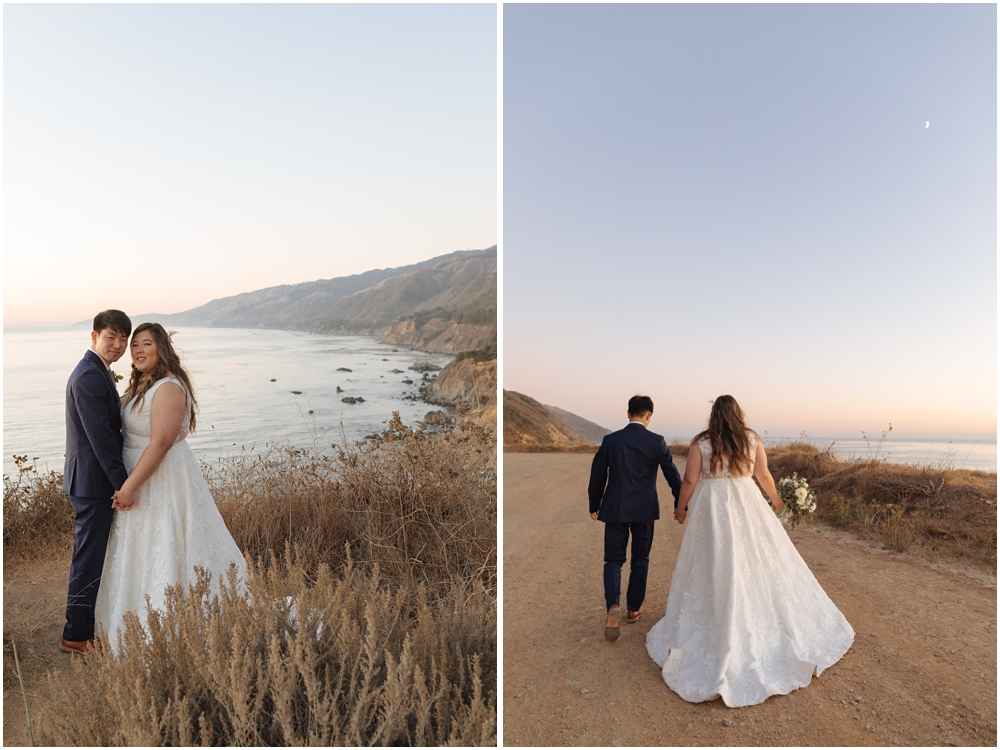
{"left": 390, "top": 368, "right": 404, "bottom": 374}
{"left": 391, "top": 348, "right": 399, "bottom": 352}
{"left": 308, "top": 409, "right": 314, "bottom": 414}
{"left": 291, "top": 390, "right": 303, "bottom": 395}
{"left": 337, "top": 367, "right": 353, "bottom": 372}
{"left": 381, "top": 358, "right": 388, "bottom": 361}
{"left": 336, "top": 386, "right": 343, "bottom": 393}
{"left": 356, "top": 396, "right": 365, "bottom": 403}
{"left": 402, "top": 379, "right": 413, "bottom": 385}
{"left": 409, "top": 362, "right": 443, "bottom": 373}
{"left": 423, "top": 410, "right": 449, "bottom": 426}
{"left": 270, "top": 378, "right": 276, "bottom": 382}
{"left": 341, "top": 396, "right": 357, "bottom": 404}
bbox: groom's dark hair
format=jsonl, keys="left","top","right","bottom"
{"left": 628, "top": 395, "right": 654, "bottom": 418}
{"left": 93, "top": 309, "right": 132, "bottom": 337}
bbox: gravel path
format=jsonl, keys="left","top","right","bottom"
{"left": 503, "top": 453, "right": 996, "bottom": 747}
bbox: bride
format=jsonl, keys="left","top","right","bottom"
{"left": 95, "top": 323, "right": 247, "bottom": 649}
{"left": 645, "top": 395, "right": 853, "bottom": 707}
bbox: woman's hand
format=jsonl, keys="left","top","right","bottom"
{"left": 673, "top": 441, "right": 701, "bottom": 525}
{"left": 112, "top": 488, "right": 137, "bottom": 511}
{"left": 753, "top": 437, "right": 785, "bottom": 509}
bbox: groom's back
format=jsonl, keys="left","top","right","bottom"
{"left": 589, "top": 423, "right": 669, "bottom": 523}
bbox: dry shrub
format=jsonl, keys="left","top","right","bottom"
{"left": 210, "top": 412, "right": 496, "bottom": 590}
{"left": 668, "top": 440, "right": 690, "bottom": 458}
{"left": 776, "top": 440, "right": 820, "bottom": 455}
{"left": 768, "top": 448, "right": 997, "bottom": 569}
{"left": 40, "top": 555, "right": 496, "bottom": 746}
{"left": 3, "top": 455, "right": 74, "bottom": 561}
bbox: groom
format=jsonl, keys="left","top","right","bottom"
{"left": 588, "top": 395, "right": 682, "bottom": 642}
{"left": 60, "top": 309, "right": 132, "bottom": 654}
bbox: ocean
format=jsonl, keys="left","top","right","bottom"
{"left": 3, "top": 327, "right": 453, "bottom": 477}
{"left": 761, "top": 436, "right": 996, "bottom": 473}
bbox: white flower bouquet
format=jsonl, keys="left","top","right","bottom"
{"left": 776, "top": 472, "right": 817, "bottom": 529}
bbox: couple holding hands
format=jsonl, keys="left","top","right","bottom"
{"left": 588, "top": 394, "right": 854, "bottom": 708}
{"left": 60, "top": 309, "right": 245, "bottom": 655}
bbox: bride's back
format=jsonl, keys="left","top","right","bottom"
{"left": 696, "top": 430, "right": 757, "bottom": 479}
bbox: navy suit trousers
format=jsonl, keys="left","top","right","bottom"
{"left": 603, "top": 521, "right": 654, "bottom": 612}
{"left": 63, "top": 495, "right": 115, "bottom": 642}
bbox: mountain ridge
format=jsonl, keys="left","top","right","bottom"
{"left": 503, "top": 390, "right": 596, "bottom": 451}
{"left": 121, "top": 246, "right": 496, "bottom": 354}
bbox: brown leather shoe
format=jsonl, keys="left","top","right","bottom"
{"left": 60, "top": 637, "right": 99, "bottom": 655}
{"left": 626, "top": 608, "right": 644, "bottom": 624}
{"left": 604, "top": 605, "right": 621, "bottom": 642}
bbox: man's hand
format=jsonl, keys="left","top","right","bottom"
{"left": 673, "top": 506, "right": 687, "bottom": 525}
{"left": 112, "top": 489, "right": 137, "bottom": 511}
{"left": 591, "top": 511, "right": 599, "bottom": 520}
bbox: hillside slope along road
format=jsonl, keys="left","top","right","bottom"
{"left": 503, "top": 452, "right": 996, "bottom": 747}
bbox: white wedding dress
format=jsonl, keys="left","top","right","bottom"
{"left": 95, "top": 378, "right": 247, "bottom": 650}
{"left": 645, "top": 433, "right": 854, "bottom": 707}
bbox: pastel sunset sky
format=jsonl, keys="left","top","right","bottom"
{"left": 4, "top": 4, "right": 497, "bottom": 326}
{"left": 503, "top": 4, "right": 996, "bottom": 440}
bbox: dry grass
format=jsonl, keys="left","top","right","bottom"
{"left": 39, "top": 556, "right": 495, "bottom": 746}
{"left": 3, "top": 455, "right": 74, "bottom": 562}
{"left": 3, "top": 412, "right": 497, "bottom": 746}
{"left": 209, "top": 412, "right": 496, "bottom": 590}
{"left": 767, "top": 447, "right": 997, "bottom": 570}
{"left": 667, "top": 440, "right": 690, "bottom": 458}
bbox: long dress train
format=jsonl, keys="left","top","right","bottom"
{"left": 645, "top": 434, "right": 853, "bottom": 707}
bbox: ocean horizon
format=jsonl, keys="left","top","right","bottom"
{"left": 3, "top": 326, "right": 454, "bottom": 477}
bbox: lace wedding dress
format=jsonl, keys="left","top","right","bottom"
{"left": 645, "top": 433, "right": 854, "bottom": 707}
{"left": 95, "top": 378, "right": 247, "bottom": 649}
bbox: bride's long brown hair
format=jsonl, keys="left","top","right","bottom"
{"left": 693, "top": 395, "right": 755, "bottom": 477}
{"left": 123, "top": 323, "right": 198, "bottom": 432}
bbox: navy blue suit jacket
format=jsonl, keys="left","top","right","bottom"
{"left": 64, "top": 350, "right": 128, "bottom": 497}
{"left": 588, "top": 422, "right": 683, "bottom": 523}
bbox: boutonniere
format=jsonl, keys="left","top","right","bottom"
{"left": 112, "top": 371, "right": 124, "bottom": 383}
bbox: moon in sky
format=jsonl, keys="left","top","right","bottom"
{"left": 926, "top": 121, "right": 930, "bottom": 128}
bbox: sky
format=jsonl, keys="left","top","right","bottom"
{"left": 4, "top": 4, "right": 497, "bottom": 325}
{"left": 504, "top": 4, "right": 996, "bottom": 440}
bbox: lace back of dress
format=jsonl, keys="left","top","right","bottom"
{"left": 699, "top": 432, "right": 757, "bottom": 478}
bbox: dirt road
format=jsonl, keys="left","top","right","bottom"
{"left": 503, "top": 453, "right": 996, "bottom": 747}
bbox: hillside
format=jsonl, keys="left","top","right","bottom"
{"left": 134, "top": 247, "right": 496, "bottom": 354}
{"left": 543, "top": 405, "right": 611, "bottom": 445}
{"left": 503, "top": 390, "right": 594, "bottom": 450}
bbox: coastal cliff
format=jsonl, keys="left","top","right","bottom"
{"left": 382, "top": 319, "right": 495, "bottom": 354}
{"left": 426, "top": 355, "right": 497, "bottom": 423}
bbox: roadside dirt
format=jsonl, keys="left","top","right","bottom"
{"left": 3, "top": 558, "right": 77, "bottom": 747}
{"left": 503, "top": 453, "right": 997, "bottom": 747}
